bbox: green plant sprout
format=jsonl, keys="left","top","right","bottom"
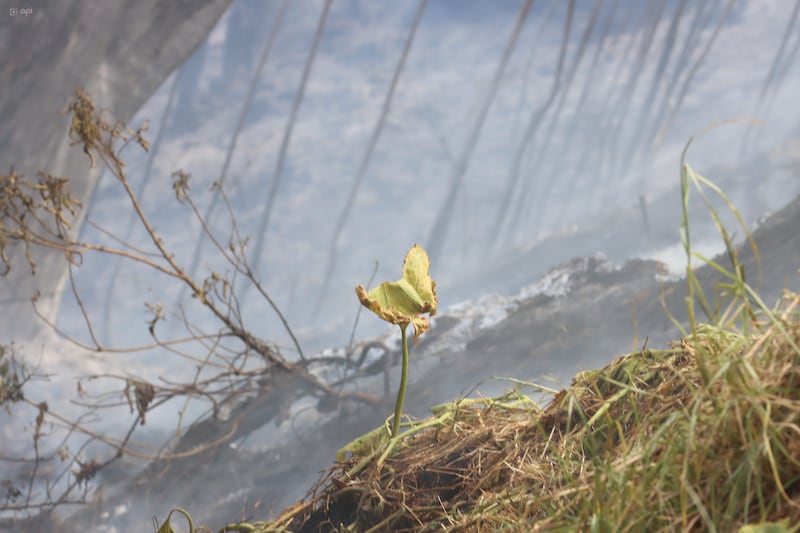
{"left": 355, "top": 244, "right": 438, "bottom": 437}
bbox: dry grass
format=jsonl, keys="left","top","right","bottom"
{"left": 245, "top": 291, "right": 797, "bottom": 532}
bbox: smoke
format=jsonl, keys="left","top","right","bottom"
{"left": 4, "top": 0, "right": 800, "bottom": 529}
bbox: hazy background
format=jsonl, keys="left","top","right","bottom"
{"left": 61, "top": 0, "right": 800, "bottom": 354}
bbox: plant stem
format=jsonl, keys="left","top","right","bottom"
{"left": 392, "top": 324, "right": 410, "bottom": 437}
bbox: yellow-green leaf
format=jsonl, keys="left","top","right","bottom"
{"left": 355, "top": 244, "right": 437, "bottom": 342}
{"left": 402, "top": 244, "right": 437, "bottom": 308}
{"left": 156, "top": 508, "right": 194, "bottom": 533}
{"left": 739, "top": 520, "right": 792, "bottom": 533}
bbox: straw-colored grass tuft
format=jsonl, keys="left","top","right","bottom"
{"left": 253, "top": 292, "right": 799, "bottom": 532}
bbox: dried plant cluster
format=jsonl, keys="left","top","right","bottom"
{"left": 0, "top": 90, "right": 382, "bottom": 525}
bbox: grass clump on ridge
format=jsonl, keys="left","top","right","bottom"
{"left": 255, "top": 304, "right": 799, "bottom": 532}
{"left": 157, "top": 145, "right": 800, "bottom": 532}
